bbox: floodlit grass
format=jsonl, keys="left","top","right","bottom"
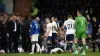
{"left": 0, "top": 49, "right": 100, "bottom": 56}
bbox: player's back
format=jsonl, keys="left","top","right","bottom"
{"left": 46, "top": 23, "right": 52, "bottom": 36}
{"left": 64, "top": 19, "right": 75, "bottom": 34}
{"left": 30, "top": 20, "right": 40, "bottom": 34}
{"left": 75, "top": 16, "right": 87, "bottom": 31}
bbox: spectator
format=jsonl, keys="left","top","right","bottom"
{"left": 7, "top": 15, "right": 19, "bottom": 53}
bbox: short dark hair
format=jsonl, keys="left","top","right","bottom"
{"left": 46, "top": 17, "right": 50, "bottom": 20}
{"left": 68, "top": 15, "right": 73, "bottom": 19}
{"left": 92, "top": 16, "right": 96, "bottom": 19}
{"left": 57, "top": 50, "right": 62, "bottom": 54}
{"left": 77, "top": 10, "right": 83, "bottom": 15}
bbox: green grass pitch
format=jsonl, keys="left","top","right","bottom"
{"left": 0, "top": 49, "right": 100, "bottom": 56}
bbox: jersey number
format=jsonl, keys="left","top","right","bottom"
{"left": 81, "top": 19, "right": 85, "bottom": 26}
{"left": 67, "top": 24, "right": 73, "bottom": 29}
{"left": 35, "top": 24, "right": 38, "bottom": 29}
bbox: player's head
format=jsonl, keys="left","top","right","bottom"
{"left": 92, "top": 16, "right": 97, "bottom": 22}
{"left": 68, "top": 15, "right": 73, "bottom": 19}
{"left": 35, "top": 16, "right": 40, "bottom": 22}
{"left": 77, "top": 10, "right": 82, "bottom": 16}
{"left": 12, "top": 15, "right": 17, "bottom": 21}
{"left": 55, "top": 17, "right": 58, "bottom": 22}
{"left": 46, "top": 17, "right": 50, "bottom": 24}
{"left": 57, "top": 50, "right": 62, "bottom": 54}
{"left": 51, "top": 17, "right": 55, "bottom": 22}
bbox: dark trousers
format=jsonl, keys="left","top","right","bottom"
{"left": 0, "top": 39, "right": 1, "bottom": 50}
{"left": 22, "top": 31, "right": 31, "bottom": 52}
{"left": 1, "top": 39, "right": 8, "bottom": 52}
{"left": 9, "top": 32, "right": 18, "bottom": 53}
{"left": 52, "top": 33, "right": 58, "bottom": 44}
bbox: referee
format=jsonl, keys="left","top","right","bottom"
{"left": 92, "top": 16, "right": 100, "bottom": 52}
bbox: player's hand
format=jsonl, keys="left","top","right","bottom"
{"left": 88, "top": 34, "right": 91, "bottom": 38}
{"left": 44, "top": 33, "right": 48, "bottom": 38}
{"left": 44, "top": 35, "right": 48, "bottom": 38}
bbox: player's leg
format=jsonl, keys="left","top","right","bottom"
{"left": 80, "top": 32, "right": 87, "bottom": 55}
{"left": 73, "top": 33, "right": 80, "bottom": 54}
{"left": 69, "top": 34, "right": 74, "bottom": 53}
{"left": 47, "top": 36, "right": 52, "bottom": 44}
{"left": 29, "top": 35, "right": 36, "bottom": 54}
{"left": 66, "top": 34, "right": 70, "bottom": 52}
{"left": 35, "top": 34, "right": 41, "bottom": 53}
{"left": 98, "top": 38, "right": 100, "bottom": 52}
{"left": 92, "top": 34, "right": 97, "bottom": 52}
{"left": 73, "top": 38, "right": 78, "bottom": 53}
{"left": 96, "top": 39, "right": 100, "bottom": 52}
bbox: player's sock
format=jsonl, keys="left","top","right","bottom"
{"left": 72, "top": 43, "right": 78, "bottom": 54}
{"left": 31, "top": 44, "right": 35, "bottom": 53}
{"left": 96, "top": 42, "right": 100, "bottom": 52}
{"left": 83, "top": 44, "right": 86, "bottom": 52}
{"left": 69, "top": 43, "right": 73, "bottom": 52}
{"left": 74, "top": 43, "right": 78, "bottom": 51}
{"left": 80, "top": 51, "right": 85, "bottom": 55}
{"left": 67, "top": 43, "right": 70, "bottom": 51}
{"left": 36, "top": 43, "right": 40, "bottom": 52}
{"left": 92, "top": 42, "right": 96, "bottom": 52}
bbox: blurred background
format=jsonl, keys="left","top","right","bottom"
{"left": 0, "top": 0, "right": 100, "bottom": 20}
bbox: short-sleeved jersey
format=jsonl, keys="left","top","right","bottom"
{"left": 75, "top": 16, "right": 87, "bottom": 31}
{"left": 46, "top": 23, "right": 52, "bottom": 36}
{"left": 64, "top": 19, "right": 75, "bottom": 34}
{"left": 52, "top": 21, "right": 58, "bottom": 33}
{"left": 30, "top": 20, "right": 40, "bottom": 36}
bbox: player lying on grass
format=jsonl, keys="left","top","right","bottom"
{"left": 50, "top": 48, "right": 63, "bottom": 54}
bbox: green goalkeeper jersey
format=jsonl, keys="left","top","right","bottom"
{"left": 75, "top": 16, "right": 87, "bottom": 32}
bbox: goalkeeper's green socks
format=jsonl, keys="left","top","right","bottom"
{"left": 80, "top": 44, "right": 86, "bottom": 55}
{"left": 73, "top": 43, "right": 78, "bottom": 54}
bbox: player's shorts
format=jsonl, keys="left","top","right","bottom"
{"left": 66, "top": 34, "right": 74, "bottom": 41}
{"left": 47, "top": 36, "right": 52, "bottom": 41}
{"left": 75, "top": 30, "right": 87, "bottom": 38}
{"left": 52, "top": 33, "right": 58, "bottom": 40}
{"left": 31, "top": 34, "right": 39, "bottom": 41}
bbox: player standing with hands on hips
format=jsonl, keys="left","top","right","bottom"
{"left": 73, "top": 10, "right": 88, "bottom": 56}
{"left": 29, "top": 17, "right": 41, "bottom": 54}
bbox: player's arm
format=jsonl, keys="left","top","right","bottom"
{"left": 63, "top": 21, "right": 67, "bottom": 31}
{"left": 46, "top": 25, "right": 52, "bottom": 36}
{"left": 75, "top": 17, "right": 78, "bottom": 29}
{"left": 53, "top": 22, "right": 59, "bottom": 32}
{"left": 97, "top": 24, "right": 100, "bottom": 35}
{"left": 30, "top": 22, "right": 34, "bottom": 38}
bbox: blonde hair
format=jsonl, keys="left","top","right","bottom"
{"left": 68, "top": 15, "right": 73, "bottom": 19}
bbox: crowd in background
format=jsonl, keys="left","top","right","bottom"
{"left": 35, "top": 0, "right": 100, "bottom": 20}
{"left": 0, "top": 9, "right": 100, "bottom": 54}
{"left": 0, "top": 0, "right": 100, "bottom": 54}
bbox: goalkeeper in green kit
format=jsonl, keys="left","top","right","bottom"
{"left": 73, "top": 10, "right": 88, "bottom": 56}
